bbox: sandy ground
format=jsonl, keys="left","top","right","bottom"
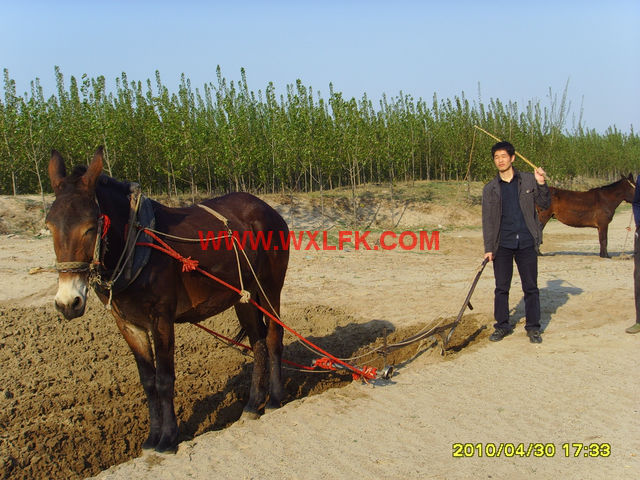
{"left": 0, "top": 193, "right": 639, "bottom": 480}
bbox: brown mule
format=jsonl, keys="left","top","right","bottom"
{"left": 46, "top": 147, "right": 289, "bottom": 453}
{"left": 536, "top": 174, "right": 636, "bottom": 258}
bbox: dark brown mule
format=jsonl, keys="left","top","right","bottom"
{"left": 537, "top": 174, "right": 636, "bottom": 258}
{"left": 46, "top": 148, "right": 289, "bottom": 453}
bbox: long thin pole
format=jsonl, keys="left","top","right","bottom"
{"left": 474, "top": 125, "right": 538, "bottom": 170}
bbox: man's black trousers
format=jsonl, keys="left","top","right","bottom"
{"left": 493, "top": 245, "right": 541, "bottom": 331}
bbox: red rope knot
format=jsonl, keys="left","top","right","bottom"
{"left": 313, "top": 357, "right": 337, "bottom": 371}
{"left": 180, "top": 256, "right": 199, "bottom": 272}
{"left": 352, "top": 366, "right": 377, "bottom": 382}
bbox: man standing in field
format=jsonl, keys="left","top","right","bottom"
{"left": 625, "top": 174, "right": 640, "bottom": 334}
{"left": 482, "top": 141, "right": 550, "bottom": 343}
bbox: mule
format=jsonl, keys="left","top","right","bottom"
{"left": 537, "top": 174, "right": 636, "bottom": 258}
{"left": 46, "top": 147, "right": 289, "bottom": 453}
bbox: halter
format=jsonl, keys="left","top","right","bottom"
{"left": 53, "top": 186, "right": 143, "bottom": 309}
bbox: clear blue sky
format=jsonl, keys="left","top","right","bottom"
{"left": 1, "top": 0, "right": 638, "bottom": 133}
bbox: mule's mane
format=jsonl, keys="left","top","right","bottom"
{"left": 97, "top": 173, "right": 133, "bottom": 196}
{"left": 67, "top": 165, "right": 133, "bottom": 196}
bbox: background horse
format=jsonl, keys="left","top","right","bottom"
{"left": 537, "top": 174, "right": 636, "bottom": 258}
{"left": 46, "top": 147, "right": 289, "bottom": 453}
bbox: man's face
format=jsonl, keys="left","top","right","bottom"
{"left": 493, "top": 149, "right": 515, "bottom": 173}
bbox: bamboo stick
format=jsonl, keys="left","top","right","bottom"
{"left": 474, "top": 125, "right": 538, "bottom": 170}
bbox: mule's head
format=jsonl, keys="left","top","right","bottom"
{"left": 46, "top": 148, "right": 103, "bottom": 319}
{"left": 623, "top": 173, "right": 636, "bottom": 203}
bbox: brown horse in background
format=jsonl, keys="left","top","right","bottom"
{"left": 537, "top": 174, "right": 636, "bottom": 258}
{"left": 46, "top": 147, "right": 289, "bottom": 453}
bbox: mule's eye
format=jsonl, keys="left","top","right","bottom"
{"left": 84, "top": 227, "right": 96, "bottom": 236}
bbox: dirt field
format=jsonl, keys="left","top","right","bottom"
{"left": 0, "top": 185, "right": 639, "bottom": 480}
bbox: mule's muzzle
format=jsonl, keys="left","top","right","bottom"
{"left": 54, "top": 276, "right": 88, "bottom": 319}
{"left": 55, "top": 295, "right": 86, "bottom": 319}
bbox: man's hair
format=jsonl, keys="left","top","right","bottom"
{"left": 491, "top": 141, "right": 515, "bottom": 158}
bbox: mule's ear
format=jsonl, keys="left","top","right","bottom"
{"left": 48, "top": 150, "right": 67, "bottom": 194}
{"left": 82, "top": 146, "right": 104, "bottom": 192}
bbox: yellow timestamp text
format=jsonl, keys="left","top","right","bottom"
{"left": 452, "top": 442, "right": 611, "bottom": 458}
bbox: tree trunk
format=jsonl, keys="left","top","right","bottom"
{"left": 103, "top": 137, "right": 113, "bottom": 176}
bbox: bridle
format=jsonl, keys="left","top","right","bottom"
{"left": 53, "top": 185, "right": 143, "bottom": 309}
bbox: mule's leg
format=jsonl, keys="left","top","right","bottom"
{"left": 151, "top": 318, "right": 179, "bottom": 452}
{"left": 264, "top": 293, "right": 285, "bottom": 410}
{"left": 598, "top": 224, "right": 610, "bottom": 258}
{"left": 234, "top": 301, "right": 268, "bottom": 419}
{"left": 114, "top": 317, "right": 162, "bottom": 450}
{"left": 263, "top": 246, "right": 288, "bottom": 411}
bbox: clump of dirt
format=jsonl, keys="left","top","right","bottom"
{"left": 0, "top": 297, "right": 487, "bottom": 480}
{"left": 0, "top": 196, "right": 51, "bottom": 235}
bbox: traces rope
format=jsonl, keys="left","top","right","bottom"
{"left": 136, "top": 203, "right": 378, "bottom": 381}
{"left": 197, "top": 204, "right": 251, "bottom": 303}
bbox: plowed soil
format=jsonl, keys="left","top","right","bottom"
{"left": 1, "top": 189, "right": 638, "bottom": 480}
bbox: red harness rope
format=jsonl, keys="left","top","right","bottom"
{"left": 99, "top": 214, "right": 111, "bottom": 239}
{"left": 136, "top": 229, "right": 199, "bottom": 273}
{"left": 192, "top": 323, "right": 316, "bottom": 371}
{"left": 136, "top": 228, "right": 377, "bottom": 381}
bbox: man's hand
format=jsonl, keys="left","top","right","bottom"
{"left": 534, "top": 167, "right": 547, "bottom": 185}
{"left": 484, "top": 252, "right": 494, "bottom": 262}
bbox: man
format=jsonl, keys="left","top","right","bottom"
{"left": 482, "top": 141, "right": 550, "bottom": 343}
{"left": 625, "top": 174, "right": 640, "bottom": 334}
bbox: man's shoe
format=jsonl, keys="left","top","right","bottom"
{"left": 527, "top": 330, "right": 543, "bottom": 344}
{"left": 489, "top": 328, "right": 513, "bottom": 342}
{"left": 625, "top": 323, "right": 640, "bottom": 334}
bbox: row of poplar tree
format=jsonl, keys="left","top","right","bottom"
{"left": 1, "top": 66, "right": 638, "bottom": 197}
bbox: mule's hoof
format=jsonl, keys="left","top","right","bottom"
{"left": 141, "top": 435, "right": 160, "bottom": 451}
{"left": 264, "top": 400, "right": 282, "bottom": 413}
{"left": 154, "top": 436, "right": 178, "bottom": 454}
{"left": 240, "top": 409, "right": 261, "bottom": 421}
{"left": 154, "top": 444, "right": 177, "bottom": 454}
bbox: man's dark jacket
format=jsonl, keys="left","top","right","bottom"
{"left": 633, "top": 174, "right": 640, "bottom": 227}
{"left": 482, "top": 168, "right": 551, "bottom": 254}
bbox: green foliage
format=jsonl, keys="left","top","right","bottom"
{"left": 0, "top": 67, "right": 637, "bottom": 195}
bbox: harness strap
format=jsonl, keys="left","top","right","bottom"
{"left": 197, "top": 204, "right": 230, "bottom": 225}
{"left": 55, "top": 261, "right": 92, "bottom": 273}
